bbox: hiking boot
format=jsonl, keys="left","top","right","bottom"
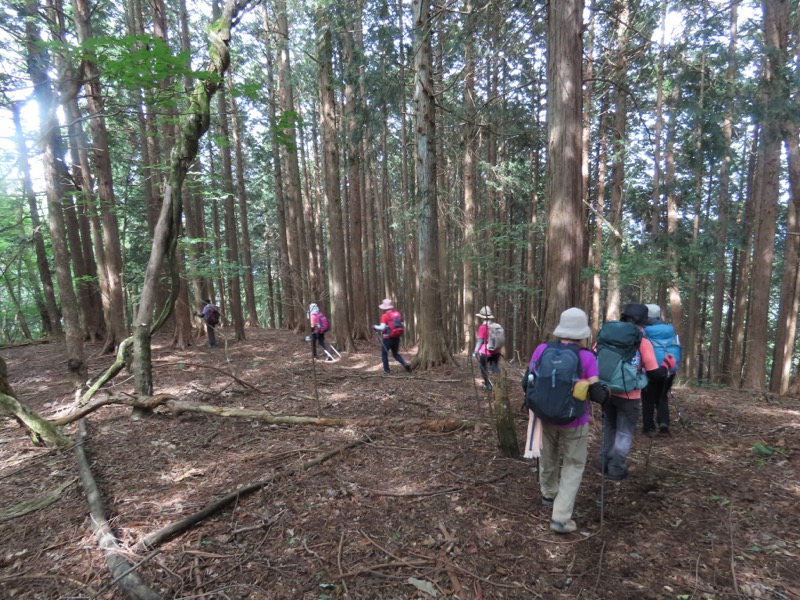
{"left": 542, "top": 496, "right": 555, "bottom": 506}
{"left": 404, "top": 365, "right": 412, "bottom": 373}
{"left": 383, "top": 369, "right": 391, "bottom": 374}
{"left": 325, "top": 357, "right": 334, "bottom": 362}
{"left": 642, "top": 428, "right": 656, "bottom": 438}
{"left": 606, "top": 468, "right": 629, "bottom": 481}
{"left": 658, "top": 424, "right": 670, "bottom": 435}
{"left": 550, "top": 520, "right": 577, "bottom": 534}
{"left": 484, "top": 382, "right": 493, "bottom": 391}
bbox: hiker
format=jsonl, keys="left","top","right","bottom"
{"left": 521, "top": 307, "right": 606, "bottom": 534}
{"left": 597, "top": 303, "right": 673, "bottom": 480}
{"left": 372, "top": 298, "right": 412, "bottom": 374}
{"left": 307, "top": 303, "right": 334, "bottom": 362}
{"left": 473, "top": 306, "right": 502, "bottom": 390}
{"left": 194, "top": 298, "right": 220, "bottom": 348}
{"left": 641, "top": 304, "right": 680, "bottom": 436}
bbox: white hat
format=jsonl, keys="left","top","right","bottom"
{"left": 645, "top": 304, "right": 661, "bottom": 320}
{"left": 552, "top": 308, "right": 591, "bottom": 340}
{"left": 475, "top": 306, "right": 494, "bottom": 319}
{"left": 308, "top": 303, "right": 320, "bottom": 315}
{"left": 379, "top": 298, "right": 394, "bottom": 310}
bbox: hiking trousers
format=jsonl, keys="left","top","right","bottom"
{"left": 312, "top": 332, "right": 331, "bottom": 359}
{"left": 478, "top": 353, "right": 501, "bottom": 386}
{"left": 600, "top": 396, "right": 640, "bottom": 478}
{"left": 539, "top": 422, "right": 589, "bottom": 523}
{"left": 641, "top": 373, "right": 675, "bottom": 432}
{"left": 381, "top": 337, "right": 409, "bottom": 372}
{"left": 206, "top": 323, "right": 217, "bottom": 348}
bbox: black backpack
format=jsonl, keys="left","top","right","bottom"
{"left": 205, "top": 306, "right": 220, "bottom": 326}
{"left": 596, "top": 321, "right": 648, "bottom": 393}
{"left": 524, "top": 342, "right": 586, "bottom": 425}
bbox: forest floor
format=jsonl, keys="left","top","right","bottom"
{"left": 0, "top": 327, "right": 799, "bottom": 600}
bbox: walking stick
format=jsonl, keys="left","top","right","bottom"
{"left": 468, "top": 354, "right": 484, "bottom": 417}
{"left": 599, "top": 406, "right": 607, "bottom": 528}
{"left": 670, "top": 388, "right": 688, "bottom": 429}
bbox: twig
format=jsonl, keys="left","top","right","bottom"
{"left": 338, "top": 531, "right": 350, "bottom": 599}
{"left": 728, "top": 503, "right": 740, "bottom": 597}
{"left": 154, "top": 361, "right": 260, "bottom": 391}
{"left": 592, "top": 541, "right": 606, "bottom": 595}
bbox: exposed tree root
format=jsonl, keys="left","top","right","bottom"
{"left": 74, "top": 419, "right": 161, "bottom": 600}
{"left": 135, "top": 437, "right": 370, "bottom": 553}
{"left": 0, "top": 477, "right": 76, "bottom": 522}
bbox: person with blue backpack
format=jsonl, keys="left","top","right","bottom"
{"left": 521, "top": 308, "right": 608, "bottom": 534}
{"left": 595, "top": 303, "right": 674, "bottom": 481}
{"left": 642, "top": 304, "right": 680, "bottom": 436}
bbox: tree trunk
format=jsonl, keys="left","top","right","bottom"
{"left": 412, "top": 0, "right": 451, "bottom": 369}
{"left": 316, "top": 7, "right": 355, "bottom": 353}
{"left": 462, "top": 0, "right": 477, "bottom": 354}
{"left": 542, "top": 0, "right": 585, "bottom": 335}
{"left": 742, "top": 0, "right": 788, "bottom": 390}
{"left": 23, "top": 0, "right": 86, "bottom": 386}
{"left": 132, "top": 0, "right": 251, "bottom": 394}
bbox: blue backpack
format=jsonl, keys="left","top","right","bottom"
{"left": 524, "top": 342, "right": 586, "bottom": 425}
{"left": 645, "top": 323, "right": 681, "bottom": 370}
{"left": 596, "top": 321, "right": 648, "bottom": 393}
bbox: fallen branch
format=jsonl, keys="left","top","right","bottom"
{"left": 135, "top": 437, "right": 370, "bottom": 553}
{"left": 155, "top": 362, "right": 260, "bottom": 391}
{"left": 53, "top": 394, "right": 475, "bottom": 432}
{"left": 0, "top": 477, "right": 77, "bottom": 522}
{"left": 74, "top": 419, "right": 161, "bottom": 600}
{"left": 0, "top": 392, "right": 70, "bottom": 447}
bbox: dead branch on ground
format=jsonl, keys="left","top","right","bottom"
{"left": 135, "top": 437, "right": 370, "bottom": 552}
{"left": 74, "top": 419, "right": 161, "bottom": 600}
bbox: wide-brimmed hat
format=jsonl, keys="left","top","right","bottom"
{"left": 308, "top": 303, "right": 320, "bottom": 315}
{"left": 621, "top": 303, "right": 649, "bottom": 326}
{"left": 475, "top": 306, "right": 494, "bottom": 319}
{"left": 645, "top": 304, "right": 661, "bottom": 320}
{"left": 552, "top": 307, "right": 591, "bottom": 340}
{"left": 379, "top": 298, "right": 394, "bottom": 310}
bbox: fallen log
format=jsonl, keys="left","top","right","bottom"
{"left": 74, "top": 419, "right": 161, "bottom": 600}
{"left": 135, "top": 436, "right": 370, "bottom": 553}
{"left": 53, "top": 394, "right": 475, "bottom": 432}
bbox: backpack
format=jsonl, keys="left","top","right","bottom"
{"left": 205, "top": 306, "right": 220, "bottom": 326}
{"left": 596, "top": 321, "right": 648, "bottom": 393}
{"left": 486, "top": 322, "right": 505, "bottom": 352}
{"left": 524, "top": 342, "right": 586, "bottom": 425}
{"left": 386, "top": 310, "right": 404, "bottom": 338}
{"left": 644, "top": 323, "right": 681, "bottom": 370}
{"left": 316, "top": 314, "right": 329, "bottom": 334}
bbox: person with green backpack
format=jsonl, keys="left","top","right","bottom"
{"left": 595, "top": 303, "right": 673, "bottom": 480}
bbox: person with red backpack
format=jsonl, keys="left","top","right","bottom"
{"left": 372, "top": 298, "right": 412, "bottom": 374}
{"left": 308, "top": 303, "right": 334, "bottom": 362}
{"left": 473, "top": 306, "right": 503, "bottom": 390}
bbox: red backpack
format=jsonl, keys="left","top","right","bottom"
{"left": 386, "top": 310, "right": 404, "bottom": 338}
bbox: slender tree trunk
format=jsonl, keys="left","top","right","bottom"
{"left": 710, "top": 0, "right": 738, "bottom": 382}
{"left": 462, "top": 0, "right": 477, "bottom": 354}
{"left": 316, "top": 6, "right": 355, "bottom": 353}
{"left": 23, "top": 0, "right": 86, "bottom": 385}
{"left": 11, "top": 103, "right": 59, "bottom": 337}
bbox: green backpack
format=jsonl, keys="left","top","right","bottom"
{"left": 596, "top": 321, "right": 648, "bottom": 393}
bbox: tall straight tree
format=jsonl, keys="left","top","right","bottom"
{"left": 22, "top": 0, "right": 86, "bottom": 385}
{"left": 72, "top": 0, "right": 128, "bottom": 353}
{"left": 316, "top": 5, "right": 355, "bottom": 353}
{"left": 541, "top": 0, "right": 585, "bottom": 336}
{"left": 742, "top": 0, "right": 788, "bottom": 390}
{"left": 462, "top": 0, "right": 477, "bottom": 352}
{"left": 412, "top": 0, "right": 450, "bottom": 368}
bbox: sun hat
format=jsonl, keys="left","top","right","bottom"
{"left": 308, "top": 303, "right": 320, "bottom": 315}
{"left": 645, "top": 304, "right": 661, "bottom": 320}
{"left": 621, "top": 303, "right": 649, "bottom": 327}
{"left": 379, "top": 298, "right": 394, "bottom": 310}
{"left": 475, "top": 306, "right": 494, "bottom": 319}
{"left": 552, "top": 308, "right": 591, "bottom": 340}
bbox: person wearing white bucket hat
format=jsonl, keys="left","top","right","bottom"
{"left": 521, "top": 307, "right": 602, "bottom": 534}
{"left": 372, "top": 298, "right": 412, "bottom": 374}
{"left": 473, "top": 306, "right": 502, "bottom": 390}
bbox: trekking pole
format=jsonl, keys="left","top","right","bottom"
{"left": 670, "top": 389, "right": 687, "bottom": 429}
{"left": 329, "top": 344, "right": 343, "bottom": 359}
{"left": 468, "top": 354, "right": 484, "bottom": 417}
{"left": 599, "top": 406, "right": 606, "bottom": 528}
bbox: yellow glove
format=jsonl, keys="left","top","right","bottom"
{"left": 573, "top": 379, "right": 590, "bottom": 401}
